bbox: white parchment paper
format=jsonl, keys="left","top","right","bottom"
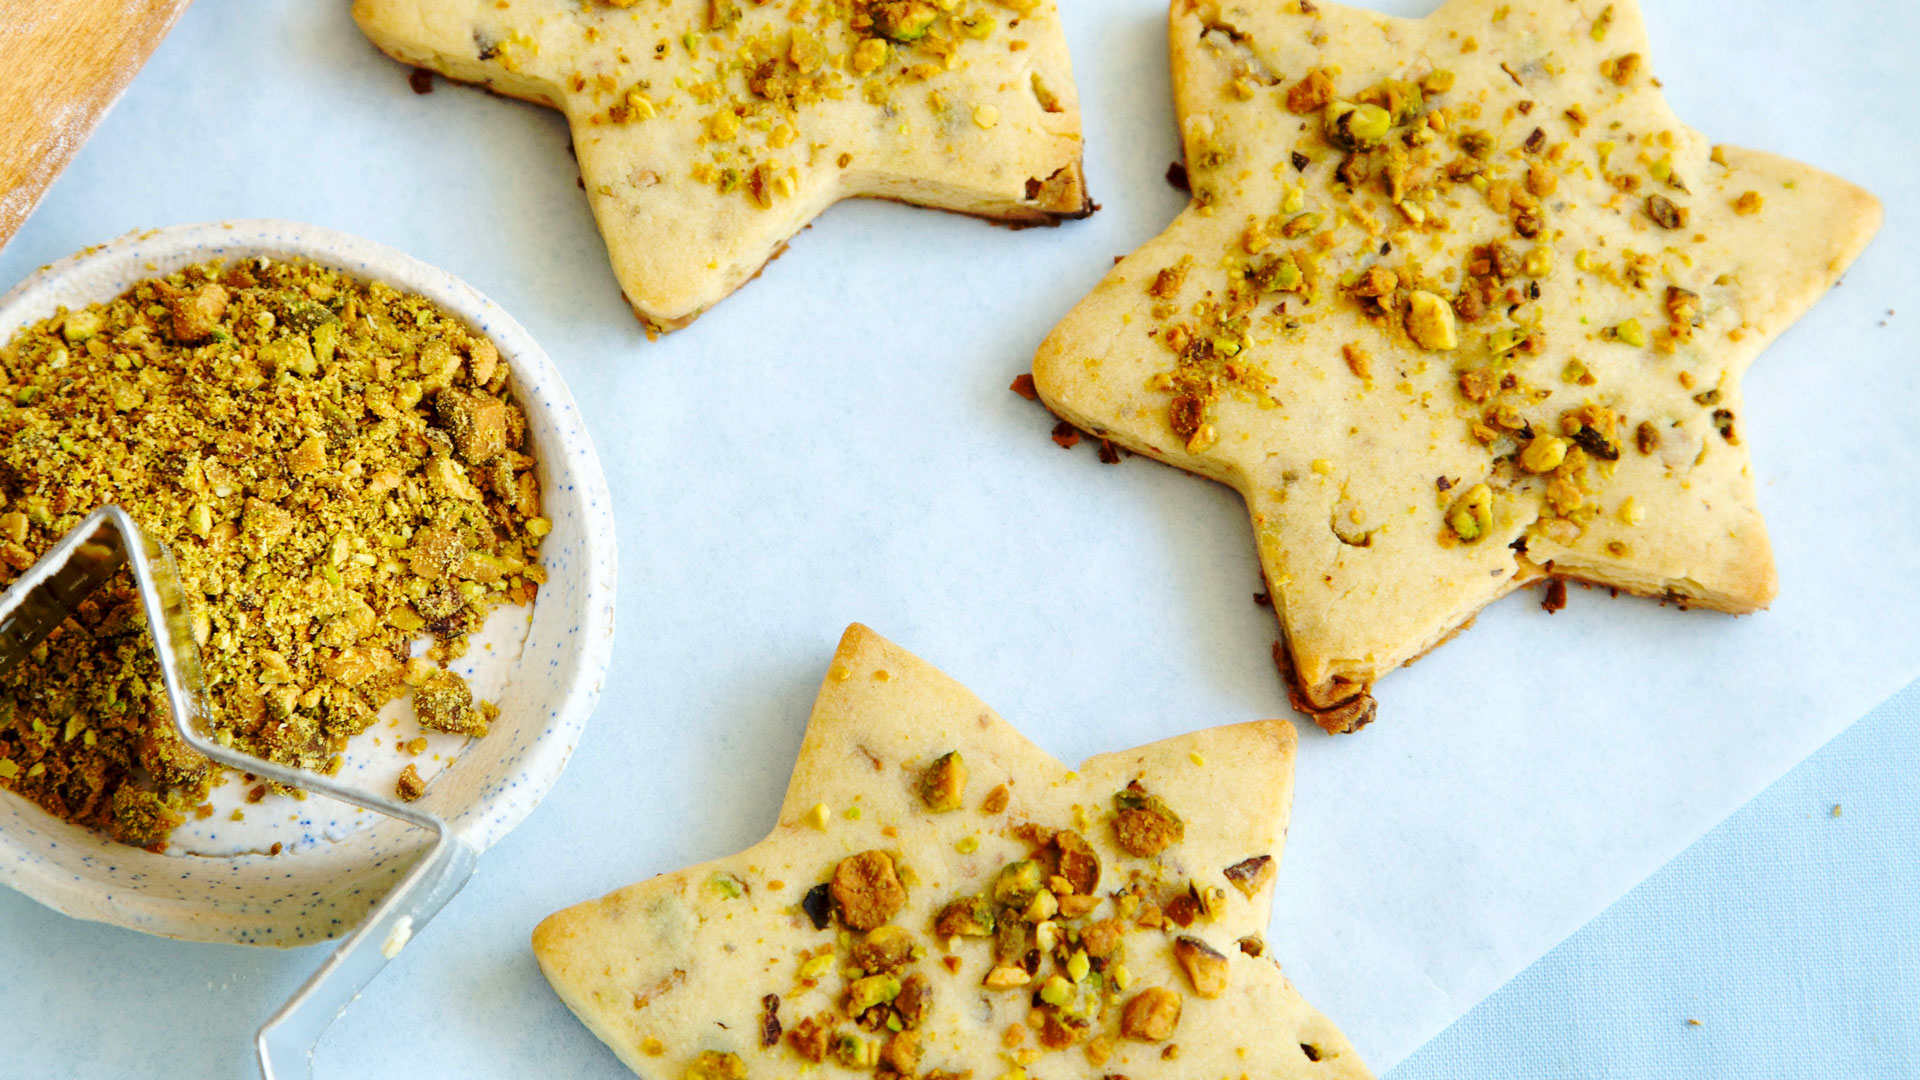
{"left": 0, "top": 0, "right": 1912, "bottom": 1075}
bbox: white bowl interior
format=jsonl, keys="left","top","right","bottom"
{"left": 0, "top": 222, "right": 615, "bottom": 945}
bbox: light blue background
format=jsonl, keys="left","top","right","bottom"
{"left": 1389, "top": 679, "right": 1920, "bottom": 1080}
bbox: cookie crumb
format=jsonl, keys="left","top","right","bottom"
{"left": 1541, "top": 579, "right": 1568, "bottom": 613}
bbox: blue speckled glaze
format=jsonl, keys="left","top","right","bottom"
{"left": 0, "top": 222, "right": 617, "bottom": 947}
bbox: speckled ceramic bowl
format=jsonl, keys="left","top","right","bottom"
{"left": 0, "top": 222, "right": 616, "bottom": 946}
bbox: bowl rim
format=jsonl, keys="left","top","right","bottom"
{"left": 0, "top": 220, "right": 617, "bottom": 942}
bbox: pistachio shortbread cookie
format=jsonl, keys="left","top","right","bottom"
{"left": 1032, "top": 0, "right": 1879, "bottom": 731}
{"left": 533, "top": 625, "right": 1370, "bottom": 1079}
{"left": 353, "top": 0, "right": 1090, "bottom": 333}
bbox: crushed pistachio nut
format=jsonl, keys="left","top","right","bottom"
{"left": 1635, "top": 420, "right": 1662, "bottom": 455}
{"left": 1038, "top": 974, "right": 1074, "bottom": 1006}
{"left": 917, "top": 750, "right": 967, "bottom": 812}
{"left": 1222, "top": 854, "right": 1275, "bottom": 898}
{"left": 414, "top": 668, "right": 488, "bottom": 737}
{"left": 1519, "top": 434, "right": 1568, "bottom": 474}
{"left": 992, "top": 858, "right": 1046, "bottom": 906}
{"left": 846, "top": 972, "right": 902, "bottom": 1013}
{"left": 831, "top": 850, "right": 907, "bottom": 930}
{"left": 851, "top": 924, "right": 916, "bottom": 972}
{"left": 934, "top": 893, "right": 996, "bottom": 937}
{"left": 867, "top": 0, "right": 937, "bottom": 41}
{"left": 1645, "top": 193, "right": 1687, "bottom": 230}
{"left": 1324, "top": 101, "right": 1393, "bottom": 150}
{"left": 1112, "top": 780, "right": 1184, "bottom": 857}
{"left": 1285, "top": 68, "right": 1336, "bottom": 114}
{"left": 1054, "top": 828, "right": 1101, "bottom": 894}
{"left": 981, "top": 782, "right": 1011, "bottom": 814}
{"left": 1172, "top": 936, "right": 1231, "bottom": 998}
{"left": 1119, "top": 986, "right": 1183, "bottom": 1042}
{"left": 1405, "top": 290, "right": 1459, "bottom": 350}
{"left": 982, "top": 964, "right": 1031, "bottom": 989}
{"left": 1446, "top": 483, "right": 1495, "bottom": 543}
{"left": 798, "top": 951, "right": 835, "bottom": 981}
{"left": 851, "top": 37, "right": 890, "bottom": 73}
{"left": 1611, "top": 318, "right": 1649, "bottom": 348}
{"left": 395, "top": 763, "right": 427, "bottom": 802}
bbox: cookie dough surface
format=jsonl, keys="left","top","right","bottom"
{"left": 1032, "top": 0, "right": 1879, "bottom": 728}
{"left": 533, "top": 624, "right": 1369, "bottom": 1079}
{"left": 353, "top": 0, "right": 1089, "bottom": 332}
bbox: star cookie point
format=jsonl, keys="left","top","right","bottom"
{"left": 533, "top": 625, "right": 1369, "bottom": 1078}
{"left": 1034, "top": 0, "right": 1879, "bottom": 729}
{"left": 353, "top": 0, "right": 1090, "bottom": 332}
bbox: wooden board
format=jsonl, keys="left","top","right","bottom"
{"left": 0, "top": 0, "right": 194, "bottom": 253}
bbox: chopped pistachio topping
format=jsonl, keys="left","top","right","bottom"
{"left": 1519, "top": 434, "right": 1569, "bottom": 474}
{"left": 933, "top": 894, "right": 996, "bottom": 937}
{"left": 845, "top": 972, "right": 902, "bottom": 1013}
{"left": 916, "top": 750, "right": 968, "bottom": 812}
{"left": 1405, "top": 290, "right": 1460, "bottom": 350}
{"left": 1324, "top": 100, "right": 1393, "bottom": 149}
{"left": 1172, "top": 935, "right": 1232, "bottom": 998}
{"left": 1112, "top": 780, "right": 1186, "bottom": 857}
{"left": 1446, "top": 483, "right": 1495, "bottom": 543}
{"left": 1119, "top": 986, "right": 1183, "bottom": 1042}
{"left": 991, "top": 858, "right": 1046, "bottom": 907}
{"left": 867, "top": 0, "right": 938, "bottom": 42}
{"left": 831, "top": 849, "right": 907, "bottom": 930}
{"left": 1611, "top": 318, "right": 1649, "bottom": 348}
{"left": 1222, "top": 854, "right": 1276, "bottom": 897}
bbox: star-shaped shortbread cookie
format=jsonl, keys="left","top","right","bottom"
{"left": 353, "top": 0, "right": 1091, "bottom": 332}
{"left": 1032, "top": 0, "right": 1879, "bottom": 731}
{"left": 533, "top": 624, "right": 1369, "bottom": 1079}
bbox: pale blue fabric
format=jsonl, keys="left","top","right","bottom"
{"left": 1388, "top": 679, "right": 1920, "bottom": 1079}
